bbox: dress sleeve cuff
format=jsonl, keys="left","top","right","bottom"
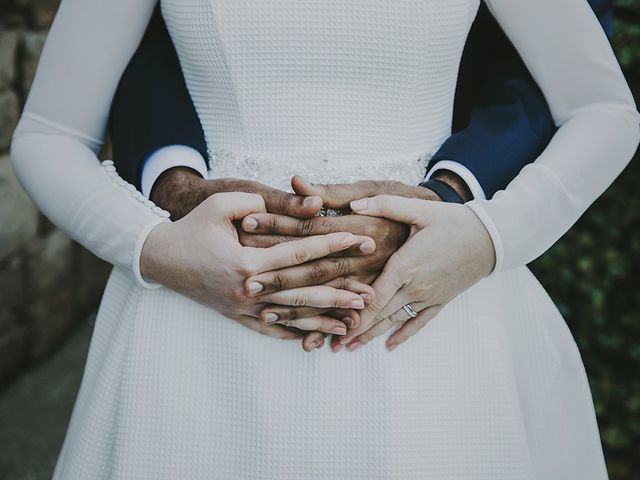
{"left": 425, "top": 160, "right": 487, "bottom": 200}
{"left": 141, "top": 145, "right": 209, "bottom": 198}
{"left": 132, "top": 217, "right": 171, "bottom": 289}
{"left": 465, "top": 200, "right": 505, "bottom": 275}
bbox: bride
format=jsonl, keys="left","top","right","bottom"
{"left": 11, "top": 0, "right": 639, "bottom": 478}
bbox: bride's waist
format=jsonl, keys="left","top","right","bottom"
{"left": 207, "top": 149, "right": 433, "bottom": 190}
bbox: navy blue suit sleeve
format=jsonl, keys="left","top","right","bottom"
{"left": 108, "top": 5, "right": 208, "bottom": 189}
{"left": 429, "top": 0, "right": 613, "bottom": 199}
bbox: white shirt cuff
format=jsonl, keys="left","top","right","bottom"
{"left": 140, "top": 145, "right": 209, "bottom": 198}
{"left": 425, "top": 160, "right": 487, "bottom": 201}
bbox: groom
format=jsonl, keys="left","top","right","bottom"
{"left": 109, "top": 1, "right": 612, "bottom": 348}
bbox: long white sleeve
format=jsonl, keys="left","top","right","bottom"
{"left": 10, "top": 0, "right": 170, "bottom": 287}
{"left": 466, "top": 0, "right": 640, "bottom": 272}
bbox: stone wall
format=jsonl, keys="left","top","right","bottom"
{"left": 0, "top": 0, "right": 110, "bottom": 385}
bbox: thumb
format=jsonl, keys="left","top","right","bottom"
{"left": 208, "top": 192, "right": 267, "bottom": 221}
{"left": 291, "top": 176, "right": 372, "bottom": 209}
{"left": 349, "top": 195, "right": 430, "bottom": 226}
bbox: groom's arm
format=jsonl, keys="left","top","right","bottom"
{"left": 425, "top": 0, "right": 613, "bottom": 200}
{"left": 108, "top": 5, "right": 209, "bottom": 197}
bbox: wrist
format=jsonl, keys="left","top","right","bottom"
{"left": 139, "top": 221, "right": 174, "bottom": 285}
{"left": 463, "top": 205, "right": 497, "bottom": 277}
{"left": 150, "top": 167, "right": 210, "bottom": 219}
{"left": 431, "top": 169, "right": 473, "bottom": 202}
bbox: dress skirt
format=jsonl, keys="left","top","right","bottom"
{"left": 52, "top": 265, "right": 608, "bottom": 479}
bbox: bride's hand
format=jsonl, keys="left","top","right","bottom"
{"left": 140, "top": 192, "right": 375, "bottom": 340}
{"left": 337, "top": 195, "right": 496, "bottom": 351}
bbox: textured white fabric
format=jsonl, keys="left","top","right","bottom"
{"left": 140, "top": 145, "right": 209, "bottom": 198}
{"left": 10, "top": 0, "right": 638, "bottom": 477}
{"left": 425, "top": 159, "right": 487, "bottom": 200}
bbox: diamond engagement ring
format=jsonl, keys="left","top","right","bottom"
{"left": 318, "top": 207, "right": 350, "bottom": 217}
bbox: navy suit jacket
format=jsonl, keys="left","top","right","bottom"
{"left": 109, "top": 1, "right": 613, "bottom": 199}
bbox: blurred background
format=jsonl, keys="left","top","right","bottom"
{"left": 0, "top": 0, "right": 638, "bottom": 479}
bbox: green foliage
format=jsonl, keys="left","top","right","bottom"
{"left": 530, "top": 3, "right": 640, "bottom": 478}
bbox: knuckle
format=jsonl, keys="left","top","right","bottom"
{"left": 387, "top": 181, "right": 404, "bottom": 194}
{"left": 272, "top": 193, "right": 289, "bottom": 213}
{"left": 293, "top": 292, "right": 307, "bottom": 307}
{"left": 296, "top": 218, "right": 316, "bottom": 237}
{"left": 288, "top": 308, "right": 300, "bottom": 321}
{"left": 387, "top": 255, "right": 409, "bottom": 279}
{"left": 270, "top": 272, "right": 286, "bottom": 291}
{"left": 361, "top": 222, "right": 378, "bottom": 238}
{"left": 293, "top": 247, "right": 311, "bottom": 265}
{"left": 414, "top": 283, "right": 429, "bottom": 300}
{"left": 331, "top": 257, "right": 351, "bottom": 277}
{"left": 230, "top": 285, "right": 247, "bottom": 304}
{"left": 318, "top": 216, "right": 334, "bottom": 231}
{"left": 323, "top": 183, "right": 338, "bottom": 198}
{"left": 267, "top": 215, "right": 279, "bottom": 233}
{"left": 240, "top": 258, "right": 259, "bottom": 277}
{"left": 331, "top": 276, "right": 348, "bottom": 290}
{"left": 369, "top": 299, "right": 387, "bottom": 313}
{"left": 310, "top": 262, "right": 329, "bottom": 282}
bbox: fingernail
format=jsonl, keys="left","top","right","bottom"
{"left": 265, "top": 313, "right": 279, "bottom": 324}
{"left": 244, "top": 217, "right": 258, "bottom": 230}
{"left": 332, "top": 343, "right": 344, "bottom": 353}
{"left": 350, "top": 199, "right": 367, "bottom": 211}
{"left": 359, "top": 293, "right": 372, "bottom": 304}
{"left": 331, "top": 326, "right": 347, "bottom": 335}
{"left": 342, "top": 316, "right": 353, "bottom": 325}
{"left": 348, "top": 298, "right": 365, "bottom": 309}
{"left": 248, "top": 281, "right": 263, "bottom": 295}
{"left": 303, "top": 196, "right": 319, "bottom": 208}
{"left": 359, "top": 239, "right": 375, "bottom": 254}
{"left": 341, "top": 234, "right": 358, "bottom": 248}
{"left": 387, "top": 343, "right": 397, "bottom": 352}
{"left": 347, "top": 341, "right": 363, "bottom": 352}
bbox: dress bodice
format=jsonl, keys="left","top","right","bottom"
{"left": 13, "top": 0, "right": 637, "bottom": 279}
{"left": 161, "top": 0, "right": 480, "bottom": 188}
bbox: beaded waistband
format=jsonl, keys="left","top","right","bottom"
{"left": 207, "top": 149, "right": 433, "bottom": 190}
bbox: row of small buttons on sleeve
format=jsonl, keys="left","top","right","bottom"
{"left": 100, "top": 160, "right": 171, "bottom": 219}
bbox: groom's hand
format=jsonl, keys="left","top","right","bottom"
{"left": 240, "top": 214, "right": 408, "bottom": 287}
{"left": 289, "top": 173, "right": 471, "bottom": 207}
{"left": 241, "top": 176, "right": 465, "bottom": 294}
{"left": 150, "top": 167, "right": 323, "bottom": 220}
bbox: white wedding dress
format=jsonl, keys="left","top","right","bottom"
{"left": 10, "top": 0, "right": 640, "bottom": 478}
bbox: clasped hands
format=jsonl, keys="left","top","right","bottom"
{"left": 141, "top": 168, "right": 495, "bottom": 352}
